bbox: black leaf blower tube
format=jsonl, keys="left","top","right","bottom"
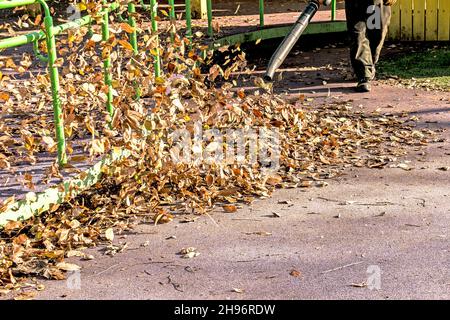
{"left": 264, "top": 0, "right": 332, "bottom": 82}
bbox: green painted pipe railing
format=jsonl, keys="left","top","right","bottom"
{"left": 0, "top": 0, "right": 123, "bottom": 165}
{"left": 0, "top": 0, "right": 130, "bottom": 165}
{"left": 102, "top": 0, "right": 114, "bottom": 118}
{"left": 0, "top": 0, "right": 341, "bottom": 167}
{"left": 0, "top": 0, "right": 345, "bottom": 226}
{"left": 202, "top": 0, "right": 339, "bottom": 35}
{"left": 128, "top": 2, "right": 138, "bottom": 54}
{"left": 259, "top": 0, "right": 265, "bottom": 27}
{"left": 331, "top": 0, "right": 337, "bottom": 21}
{"left": 150, "top": 0, "right": 161, "bottom": 77}
{"left": 184, "top": 0, "right": 192, "bottom": 47}
{"left": 0, "top": 0, "right": 67, "bottom": 165}
{"left": 168, "top": 0, "right": 176, "bottom": 40}
{"left": 0, "top": 0, "right": 36, "bottom": 10}
{"left": 206, "top": 0, "right": 213, "bottom": 38}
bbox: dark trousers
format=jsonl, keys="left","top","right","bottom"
{"left": 345, "top": 0, "right": 391, "bottom": 80}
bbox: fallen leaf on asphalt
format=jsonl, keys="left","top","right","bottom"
{"left": 271, "top": 212, "right": 281, "bottom": 218}
{"left": 55, "top": 262, "right": 81, "bottom": 271}
{"left": 140, "top": 241, "right": 150, "bottom": 247}
{"left": 66, "top": 250, "right": 86, "bottom": 258}
{"left": 105, "top": 228, "right": 114, "bottom": 242}
{"left": 278, "top": 200, "right": 292, "bottom": 205}
{"left": 14, "top": 291, "right": 36, "bottom": 300}
{"left": 154, "top": 211, "right": 174, "bottom": 225}
{"left": 265, "top": 174, "right": 283, "bottom": 186}
{"left": 246, "top": 231, "right": 272, "bottom": 236}
{"left": 391, "top": 163, "right": 412, "bottom": 171}
{"left": 104, "top": 243, "right": 128, "bottom": 256}
{"left": 350, "top": 282, "right": 368, "bottom": 288}
{"left": 223, "top": 205, "right": 237, "bottom": 213}
{"left": 290, "top": 270, "right": 302, "bottom": 278}
{"left": 182, "top": 252, "right": 200, "bottom": 259}
{"left": 179, "top": 247, "right": 200, "bottom": 259}
{"left": 180, "top": 217, "right": 199, "bottom": 224}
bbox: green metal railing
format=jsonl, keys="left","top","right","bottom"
{"left": 259, "top": 0, "right": 265, "bottom": 27}
{"left": 0, "top": 0, "right": 341, "bottom": 167}
{"left": 0, "top": 0, "right": 68, "bottom": 165}
{"left": 187, "top": 0, "right": 338, "bottom": 38}
{"left": 331, "top": 0, "right": 337, "bottom": 21}
{"left": 0, "top": 0, "right": 344, "bottom": 226}
{"left": 0, "top": 0, "right": 123, "bottom": 166}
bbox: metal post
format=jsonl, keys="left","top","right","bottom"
{"left": 206, "top": 0, "right": 213, "bottom": 38}
{"left": 101, "top": 0, "right": 113, "bottom": 116}
{"left": 259, "top": 0, "right": 264, "bottom": 27}
{"left": 0, "top": 0, "right": 37, "bottom": 10}
{"left": 168, "top": 0, "right": 176, "bottom": 20}
{"left": 150, "top": 0, "right": 161, "bottom": 77}
{"left": 0, "top": 0, "right": 125, "bottom": 166}
{"left": 185, "top": 0, "right": 192, "bottom": 41}
{"left": 1, "top": 0, "right": 68, "bottom": 166}
{"left": 128, "top": 2, "right": 138, "bottom": 54}
{"left": 331, "top": 0, "right": 336, "bottom": 21}
{"left": 168, "top": 0, "right": 176, "bottom": 41}
{"left": 32, "top": 40, "right": 49, "bottom": 62}
{"left": 128, "top": 1, "right": 140, "bottom": 99}
{"left": 40, "top": 1, "right": 67, "bottom": 166}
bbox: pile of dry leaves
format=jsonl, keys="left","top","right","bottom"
{"left": 0, "top": 2, "right": 439, "bottom": 298}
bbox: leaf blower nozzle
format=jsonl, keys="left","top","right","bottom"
{"left": 264, "top": 0, "right": 331, "bottom": 82}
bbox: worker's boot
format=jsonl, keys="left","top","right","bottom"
{"left": 356, "top": 78, "right": 372, "bottom": 92}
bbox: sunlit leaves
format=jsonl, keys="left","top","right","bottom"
{"left": 0, "top": 2, "right": 439, "bottom": 300}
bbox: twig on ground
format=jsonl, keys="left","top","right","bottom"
{"left": 96, "top": 263, "right": 119, "bottom": 276}
{"left": 167, "top": 275, "right": 184, "bottom": 292}
{"left": 321, "top": 261, "right": 364, "bottom": 274}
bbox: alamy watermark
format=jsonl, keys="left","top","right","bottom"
{"left": 169, "top": 121, "right": 281, "bottom": 173}
{"left": 366, "top": 265, "right": 382, "bottom": 290}
{"left": 367, "top": 5, "right": 382, "bottom": 30}
{"left": 66, "top": 270, "right": 81, "bottom": 290}
{"left": 67, "top": 2, "right": 81, "bottom": 22}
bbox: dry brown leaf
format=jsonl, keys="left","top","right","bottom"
{"left": 223, "top": 205, "right": 237, "bottom": 213}
{"left": 105, "top": 228, "right": 114, "bottom": 242}
{"left": 290, "top": 270, "right": 302, "bottom": 278}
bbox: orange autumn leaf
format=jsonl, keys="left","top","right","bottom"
{"left": 0, "top": 92, "right": 10, "bottom": 101}
{"left": 120, "top": 22, "right": 135, "bottom": 34}
{"left": 118, "top": 39, "right": 134, "bottom": 51}
{"left": 223, "top": 205, "right": 237, "bottom": 213}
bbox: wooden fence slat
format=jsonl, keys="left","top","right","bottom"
{"left": 389, "top": 2, "right": 401, "bottom": 40}
{"left": 425, "top": 0, "right": 439, "bottom": 40}
{"left": 400, "top": 0, "right": 414, "bottom": 40}
{"left": 192, "top": 0, "right": 207, "bottom": 19}
{"left": 413, "top": 0, "right": 426, "bottom": 40}
{"left": 438, "top": 0, "right": 450, "bottom": 40}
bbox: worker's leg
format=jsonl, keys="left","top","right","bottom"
{"left": 367, "top": 3, "right": 391, "bottom": 65}
{"left": 345, "top": 0, "right": 374, "bottom": 81}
